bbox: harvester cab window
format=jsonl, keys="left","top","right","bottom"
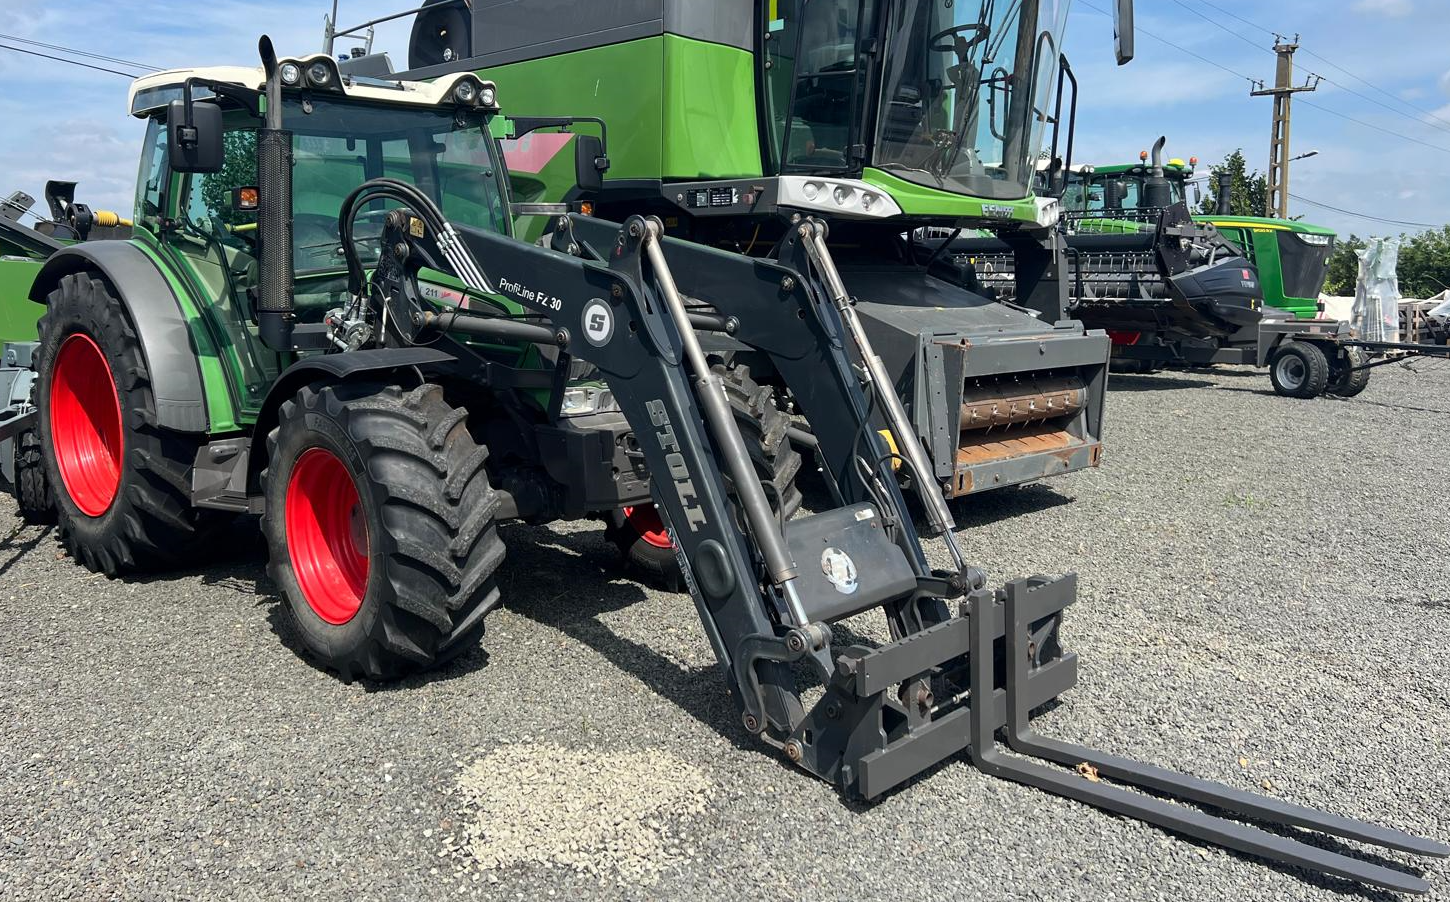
{"left": 764, "top": 0, "right": 863, "bottom": 171}
{"left": 135, "top": 118, "right": 169, "bottom": 228}
{"left": 874, "top": 0, "right": 1072, "bottom": 200}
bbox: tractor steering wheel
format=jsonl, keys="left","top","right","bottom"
{"left": 930, "top": 24, "right": 987, "bottom": 55}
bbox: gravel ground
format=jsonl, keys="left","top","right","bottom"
{"left": 1, "top": 361, "right": 1447, "bottom": 902}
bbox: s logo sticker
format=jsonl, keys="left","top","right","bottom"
{"left": 583, "top": 299, "right": 614, "bottom": 347}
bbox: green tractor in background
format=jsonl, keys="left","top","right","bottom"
{"left": 376, "top": 0, "right": 1138, "bottom": 535}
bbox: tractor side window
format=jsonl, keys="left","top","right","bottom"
{"left": 135, "top": 117, "right": 169, "bottom": 228}
{"left": 435, "top": 127, "right": 508, "bottom": 235}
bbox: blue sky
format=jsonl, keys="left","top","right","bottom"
{"left": 1, "top": 0, "right": 1446, "bottom": 238}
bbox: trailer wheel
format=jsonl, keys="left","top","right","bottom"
{"left": 1327, "top": 346, "right": 1371, "bottom": 398}
{"left": 1268, "top": 342, "right": 1330, "bottom": 399}
{"left": 14, "top": 428, "right": 55, "bottom": 524}
{"left": 36, "top": 274, "right": 226, "bottom": 573}
{"left": 607, "top": 361, "right": 802, "bottom": 589}
{"left": 262, "top": 381, "right": 504, "bottom": 680}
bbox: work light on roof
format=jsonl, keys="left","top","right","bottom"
{"left": 306, "top": 61, "right": 333, "bottom": 87}
{"left": 279, "top": 62, "right": 303, "bottom": 86}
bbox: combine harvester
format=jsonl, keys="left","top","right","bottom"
{"left": 0, "top": 10, "right": 1440, "bottom": 890}
{"left": 962, "top": 137, "right": 1450, "bottom": 397}
{"left": 386, "top": 0, "right": 1118, "bottom": 538}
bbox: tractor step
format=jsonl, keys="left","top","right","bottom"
{"left": 967, "top": 579, "right": 1449, "bottom": 894}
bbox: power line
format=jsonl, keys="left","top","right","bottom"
{"left": 1288, "top": 193, "right": 1439, "bottom": 230}
{"left": 1309, "top": 73, "right": 1450, "bottom": 137}
{"left": 1079, "top": 0, "right": 1255, "bottom": 85}
{"left": 1169, "top": 0, "right": 1274, "bottom": 56}
{"left": 0, "top": 43, "right": 140, "bottom": 78}
{"left": 1297, "top": 46, "right": 1450, "bottom": 134}
{"left": 0, "top": 33, "right": 160, "bottom": 72}
{"left": 1297, "top": 98, "right": 1450, "bottom": 154}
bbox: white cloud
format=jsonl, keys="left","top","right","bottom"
{"left": 1352, "top": 0, "right": 1414, "bottom": 17}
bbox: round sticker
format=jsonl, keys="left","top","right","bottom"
{"left": 582, "top": 299, "right": 614, "bottom": 347}
{"left": 820, "top": 547, "right": 859, "bottom": 595}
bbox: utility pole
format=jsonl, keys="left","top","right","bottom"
{"left": 1251, "top": 37, "right": 1320, "bottom": 219}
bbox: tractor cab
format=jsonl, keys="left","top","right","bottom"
{"left": 1060, "top": 157, "right": 1195, "bottom": 213}
{"left": 124, "top": 58, "right": 512, "bottom": 410}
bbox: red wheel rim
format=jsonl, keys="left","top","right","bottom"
{"left": 49, "top": 333, "right": 123, "bottom": 517}
{"left": 285, "top": 448, "right": 370, "bottom": 624}
{"left": 622, "top": 505, "right": 673, "bottom": 549}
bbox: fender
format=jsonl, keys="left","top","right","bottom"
{"left": 29, "top": 242, "right": 209, "bottom": 433}
{"left": 246, "top": 347, "right": 458, "bottom": 494}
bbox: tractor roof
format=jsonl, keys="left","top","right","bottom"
{"left": 127, "top": 52, "right": 498, "bottom": 117}
{"left": 1088, "top": 160, "right": 1196, "bottom": 177}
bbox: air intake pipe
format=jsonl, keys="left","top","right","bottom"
{"left": 1216, "top": 174, "right": 1233, "bottom": 215}
{"left": 256, "top": 36, "right": 296, "bottom": 351}
{"left": 1142, "top": 135, "right": 1173, "bottom": 209}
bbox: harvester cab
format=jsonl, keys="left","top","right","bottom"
{"left": 381, "top": 0, "right": 1136, "bottom": 505}
{"left": 14, "top": 32, "right": 1448, "bottom": 893}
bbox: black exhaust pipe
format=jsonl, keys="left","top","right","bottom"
{"left": 1142, "top": 135, "right": 1172, "bottom": 209}
{"left": 1215, "top": 174, "right": 1233, "bottom": 216}
{"left": 256, "top": 36, "right": 295, "bottom": 351}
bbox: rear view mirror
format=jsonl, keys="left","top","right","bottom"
{"left": 1114, "top": 0, "right": 1135, "bottom": 65}
{"left": 574, "top": 134, "right": 608, "bottom": 195}
{"left": 168, "top": 99, "right": 224, "bottom": 174}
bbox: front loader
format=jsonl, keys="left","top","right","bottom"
{"left": 18, "top": 36, "right": 1446, "bottom": 893}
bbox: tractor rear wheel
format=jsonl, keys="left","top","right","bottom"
{"left": 1327, "top": 346, "right": 1371, "bottom": 398}
{"left": 36, "top": 273, "right": 224, "bottom": 573}
{"left": 607, "top": 360, "right": 802, "bottom": 589}
{"left": 262, "top": 381, "right": 505, "bottom": 680}
{"left": 1269, "top": 342, "right": 1330, "bottom": 399}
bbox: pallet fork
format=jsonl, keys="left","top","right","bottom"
{"left": 372, "top": 205, "right": 1446, "bottom": 892}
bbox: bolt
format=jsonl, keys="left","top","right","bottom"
{"left": 786, "top": 632, "right": 806, "bottom": 654}
{"left": 781, "top": 276, "right": 797, "bottom": 292}
{"left": 628, "top": 221, "right": 642, "bottom": 238}
{"left": 742, "top": 713, "right": 760, "bottom": 733}
{"left": 784, "top": 740, "right": 803, "bottom": 763}
{"left": 611, "top": 284, "right": 623, "bottom": 299}
{"left": 824, "top": 703, "right": 841, "bottom": 720}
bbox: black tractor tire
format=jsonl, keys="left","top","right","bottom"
{"left": 607, "top": 360, "right": 803, "bottom": 588}
{"left": 262, "top": 381, "right": 505, "bottom": 680}
{"left": 36, "top": 273, "right": 226, "bottom": 574}
{"left": 14, "top": 428, "right": 55, "bottom": 524}
{"left": 1268, "top": 342, "right": 1331, "bottom": 399}
{"left": 1327, "top": 346, "right": 1372, "bottom": 398}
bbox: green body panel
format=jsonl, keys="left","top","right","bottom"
{"left": 131, "top": 231, "right": 245, "bottom": 432}
{"left": 0, "top": 257, "right": 45, "bottom": 344}
{"left": 862, "top": 169, "right": 1038, "bottom": 224}
{"left": 660, "top": 37, "right": 761, "bottom": 179}
{"left": 1203, "top": 219, "right": 1329, "bottom": 320}
{"left": 478, "top": 35, "right": 761, "bottom": 184}
{"left": 479, "top": 40, "right": 665, "bottom": 181}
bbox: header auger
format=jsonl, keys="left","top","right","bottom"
{"left": 10, "top": 31, "right": 1445, "bottom": 894}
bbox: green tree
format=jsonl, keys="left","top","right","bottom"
{"left": 1396, "top": 225, "right": 1450, "bottom": 298}
{"left": 1323, "top": 233, "right": 1366, "bottom": 296}
{"left": 1197, "top": 149, "right": 1270, "bottom": 218}
{"left": 199, "top": 129, "right": 258, "bottom": 227}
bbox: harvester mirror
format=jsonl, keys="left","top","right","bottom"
{"left": 167, "top": 100, "right": 224, "bottom": 174}
{"left": 1114, "top": 0, "right": 1135, "bottom": 65}
{"left": 574, "top": 134, "right": 607, "bottom": 195}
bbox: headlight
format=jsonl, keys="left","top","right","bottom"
{"left": 1296, "top": 233, "right": 1332, "bottom": 246}
{"left": 279, "top": 62, "right": 303, "bottom": 86}
{"left": 479, "top": 86, "right": 497, "bottom": 108}
{"left": 560, "top": 384, "right": 619, "bottom": 417}
{"left": 453, "top": 80, "right": 478, "bottom": 104}
{"left": 307, "top": 61, "right": 333, "bottom": 87}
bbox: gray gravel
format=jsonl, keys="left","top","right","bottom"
{"left": 1, "top": 360, "right": 1447, "bottom": 901}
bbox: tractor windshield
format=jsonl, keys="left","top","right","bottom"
{"left": 873, "top": 0, "right": 1072, "bottom": 200}
{"left": 1063, "top": 172, "right": 1187, "bottom": 211}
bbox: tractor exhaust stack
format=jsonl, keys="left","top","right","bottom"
{"left": 256, "top": 36, "right": 297, "bottom": 351}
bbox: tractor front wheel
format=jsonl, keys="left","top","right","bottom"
{"left": 262, "top": 381, "right": 505, "bottom": 680}
{"left": 36, "top": 273, "right": 225, "bottom": 573}
{"left": 607, "top": 360, "right": 802, "bottom": 589}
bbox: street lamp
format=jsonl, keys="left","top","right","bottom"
{"left": 1289, "top": 150, "right": 1319, "bottom": 162}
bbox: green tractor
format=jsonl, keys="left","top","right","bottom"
{"left": 382, "top": 0, "right": 1128, "bottom": 515}
{"left": 1062, "top": 148, "right": 1337, "bottom": 318}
